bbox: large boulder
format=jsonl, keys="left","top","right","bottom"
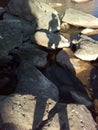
{"left": 0, "top": 95, "right": 96, "bottom": 130}
{"left": 7, "top": 0, "right": 60, "bottom": 32}
{"left": 0, "top": 20, "right": 22, "bottom": 57}
{"left": 3, "top": 13, "right": 37, "bottom": 40}
{"left": 15, "top": 61, "right": 59, "bottom": 101}
{"left": 32, "top": 30, "right": 70, "bottom": 49}
{"left": 10, "top": 43, "right": 48, "bottom": 68}
{"left": 62, "top": 8, "right": 98, "bottom": 28}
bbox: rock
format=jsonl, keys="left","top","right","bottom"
{"left": 0, "top": 0, "right": 10, "bottom": 6}
{"left": 32, "top": 30, "right": 70, "bottom": 49}
{"left": 0, "top": 55, "right": 18, "bottom": 95}
{"left": 0, "top": 7, "right": 6, "bottom": 16}
{"left": 11, "top": 42, "right": 48, "bottom": 68}
{"left": 15, "top": 61, "right": 59, "bottom": 101}
{"left": 81, "top": 28, "right": 98, "bottom": 36}
{"left": 49, "top": 2, "right": 63, "bottom": 8}
{"left": 3, "top": 13, "right": 37, "bottom": 40}
{"left": 71, "top": 0, "right": 91, "bottom": 3}
{"left": 62, "top": 8, "right": 98, "bottom": 28}
{"left": 56, "top": 48, "right": 94, "bottom": 89}
{"left": 74, "top": 35, "right": 98, "bottom": 61}
{"left": 0, "top": 94, "right": 96, "bottom": 130}
{"left": 43, "top": 104, "right": 97, "bottom": 130}
{"left": 44, "top": 63, "right": 92, "bottom": 107}
{"left": 7, "top": 0, "right": 60, "bottom": 32}
{"left": 56, "top": 48, "right": 75, "bottom": 74}
{"left": 60, "top": 22, "right": 70, "bottom": 32}
{"left": 0, "top": 94, "right": 56, "bottom": 130}
{"left": 0, "top": 20, "right": 23, "bottom": 57}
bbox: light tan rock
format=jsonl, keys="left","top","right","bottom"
{"left": 81, "top": 28, "right": 98, "bottom": 36}
{"left": 71, "top": 0, "right": 91, "bottom": 3}
{"left": 0, "top": 95, "right": 96, "bottom": 130}
{"left": 62, "top": 8, "right": 98, "bottom": 28}
{"left": 0, "top": 94, "right": 56, "bottom": 130}
{"left": 32, "top": 30, "right": 70, "bottom": 49}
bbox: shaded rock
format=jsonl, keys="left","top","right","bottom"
{"left": 32, "top": 30, "right": 70, "bottom": 49}
{"left": 3, "top": 13, "right": 37, "bottom": 40}
{"left": 15, "top": 61, "right": 59, "bottom": 101}
{"left": 44, "top": 63, "right": 92, "bottom": 107}
{"left": 62, "top": 8, "right": 98, "bottom": 28}
{"left": 0, "top": 94, "right": 56, "bottom": 130}
{"left": 81, "top": 28, "right": 98, "bottom": 36}
{"left": 7, "top": 0, "right": 60, "bottom": 32}
{"left": 56, "top": 48, "right": 75, "bottom": 74}
{"left": 56, "top": 48, "right": 94, "bottom": 90}
{"left": 0, "top": 20, "right": 22, "bottom": 57}
{"left": 0, "top": 7, "right": 6, "bottom": 16}
{"left": 74, "top": 35, "right": 98, "bottom": 61}
{"left": 43, "top": 103, "right": 97, "bottom": 130}
{"left": 0, "top": 56, "right": 18, "bottom": 95}
{"left": 0, "top": 0, "right": 10, "bottom": 6}
{"left": 11, "top": 43, "right": 48, "bottom": 68}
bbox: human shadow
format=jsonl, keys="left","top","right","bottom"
{"left": 47, "top": 13, "right": 61, "bottom": 48}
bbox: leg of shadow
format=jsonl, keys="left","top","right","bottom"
{"left": 47, "top": 103, "right": 70, "bottom": 130}
{"left": 32, "top": 96, "right": 47, "bottom": 130}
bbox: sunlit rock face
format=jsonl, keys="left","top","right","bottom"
{"left": 32, "top": 30, "right": 70, "bottom": 49}
{"left": 62, "top": 8, "right": 98, "bottom": 28}
{"left": 7, "top": 0, "right": 60, "bottom": 32}
{"left": 71, "top": 0, "right": 91, "bottom": 3}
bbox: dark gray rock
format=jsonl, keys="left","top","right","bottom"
{"left": 3, "top": 13, "right": 37, "bottom": 40}
{"left": 11, "top": 43, "right": 48, "bottom": 68}
{"left": 15, "top": 61, "right": 59, "bottom": 101}
{"left": 0, "top": 20, "right": 22, "bottom": 57}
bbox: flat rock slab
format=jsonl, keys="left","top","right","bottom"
{"left": 0, "top": 20, "right": 23, "bottom": 57}
{"left": 62, "top": 8, "right": 98, "bottom": 28}
{"left": 0, "top": 95, "right": 96, "bottom": 130}
{"left": 74, "top": 36, "right": 98, "bottom": 61}
{"left": 32, "top": 30, "right": 70, "bottom": 49}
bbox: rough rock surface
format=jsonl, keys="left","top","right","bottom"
{"left": 0, "top": 94, "right": 97, "bottom": 130}
{"left": 12, "top": 43, "right": 48, "bottom": 68}
{"left": 3, "top": 13, "right": 37, "bottom": 40}
{"left": 7, "top": 0, "right": 60, "bottom": 32}
{"left": 0, "top": 20, "right": 22, "bottom": 57}
{"left": 32, "top": 30, "right": 70, "bottom": 49}
{"left": 62, "top": 8, "right": 98, "bottom": 28}
{"left": 15, "top": 61, "right": 59, "bottom": 101}
{"left": 74, "top": 36, "right": 98, "bottom": 61}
